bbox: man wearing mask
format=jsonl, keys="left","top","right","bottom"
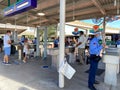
{"left": 88, "top": 31, "right": 106, "bottom": 90}
{"left": 3, "top": 30, "right": 11, "bottom": 65}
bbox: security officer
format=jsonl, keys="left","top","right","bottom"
{"left": 88, "top": 31, "right": 106, "bottom": 90}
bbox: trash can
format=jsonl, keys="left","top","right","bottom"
{"left": 103, "top": 48, "right": 120, "bottom": 86}
{"left": 47, "top": 48, "right": 59, "bottom": 70}
{"left": 68, "top": 47, "right": 75, "bottom": 63}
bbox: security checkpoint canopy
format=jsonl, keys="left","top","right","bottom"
{"left": 0, "top": 0, "right": 119, "bottom": 89}
{"left": 0, "top": 0, "right": 119, "bottom": 26}
{"left": 66, "top": 20, "right": 120, "bottom": 34}
{"left": 0, "top": 23, "right": 27, "bottom": 34}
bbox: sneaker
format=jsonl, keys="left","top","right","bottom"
{"left": 2, "top": 61, "right": 6, "bottom": 64}
{"left": 5, "top": 62, "right": 11, "bottom": 65}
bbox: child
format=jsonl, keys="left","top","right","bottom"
{"left": 23, "top": 38, "right": 29, "bottom": 63}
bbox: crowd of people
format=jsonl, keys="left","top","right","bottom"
{"left": 0, "top": 30, "right": 119, "bottom": 90}
{"left": 0, "top": 32, "right": 37, "bottom": 65}
{"left": 19, "top": 35, "right": 37, "bottom": 63}
{"left": 53, "top": 31, "right": 107, "bottom": 90}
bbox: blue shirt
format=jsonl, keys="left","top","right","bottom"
{"left": 116, "top": 40, "right": 120, "bottom": 45}
{"left": 54, "top": 39, "right": 59, "bottom": 45}
{"left": 89, "top": 37, "right": 103, "bottom": 55}
{"left": 54, "top": 39, "right": 59, "bottom": 47}
{"left": 4, "top": 34, "right": 11, "bottom": 48}
{"left": 33, "top": 39, "right": 37, "bottom": 45}
{"left": 21, "top": 37, "right": 25, "bottom": 43}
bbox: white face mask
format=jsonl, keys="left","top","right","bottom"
{"left": 97, "top": 35, "right": 102, "bottom": 40}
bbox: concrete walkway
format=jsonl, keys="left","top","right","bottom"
{"left": 0, "top": 53, "right": 120, "bottom": 90}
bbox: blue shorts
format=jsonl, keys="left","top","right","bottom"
{"left": 4, "top": 47, "right": 11, "bottom": 56}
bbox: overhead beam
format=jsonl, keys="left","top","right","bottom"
{"left": 28, "top": 3, "right": 115, "bottom": 25}
{"left": 91, "top": 0, "right": 106, "bottom": 15}
{"left": 30, "top": 9, "right": 119, "bottom": 26}
{"left": 5, "top": 2, "right": 118, "bottom": 26}
{"left": 16, "top": 0, "right": 91, "bottom": 22}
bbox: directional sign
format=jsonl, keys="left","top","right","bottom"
{"left": 4, "top": 0, "right": 37, "bottom": 16}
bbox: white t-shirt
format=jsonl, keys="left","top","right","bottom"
{"left": 78, "top": 35, "right": 86, "bottom": 48}
{"left": 4, "top": 34, "right": 11, "bottom": 48}
{"left": 23, "top": 43, "right": 29, "bottom": 54}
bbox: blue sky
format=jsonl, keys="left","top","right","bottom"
{"left": 82, "top": 19, "right": 120, "bottom": 28}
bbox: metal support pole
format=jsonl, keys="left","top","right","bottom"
{"left": 103, "top": 17, "right": 106, "bottom": 44}
{"left": 86, "top": 29, "right": 89, "bottom": 36}
{"left": 43, "top": 26, "right": 48, "bottom": 59}
{"left": 36, "top": 27, "right": 40, "bottom": 57}
{"left": 12, "top": 31, "right": 14, "bottom": 40}
{"left": 8, "top": 0, "right": 11, "bottom": 6}
{"left": 59, "top": 0, "right": 66, "bottom": 88}
{"left": 13, "top": 31, "right": 18, "bottom": 42}
{"left": 14, "top": 16, "right": 17, "bottom": 42}
{"left": 56, "top": 23, "right": 60, "bottom": 38}
{"left": 34, "top": 28, "right": 37, "bottom": 37}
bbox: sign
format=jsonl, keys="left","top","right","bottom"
{"left": 72, "top": 27, "right": 80, "bottom": 35}
{"left": 93, "top": 25, "right": 99, "bottom": 31}
{"left": 59, "top": 62, "right": 76, "bottom": 79}
{"left": 4, "top": 0, "right": 37, "bottom": 16}
{"left": 74, "top": 27, "right": 78, "bottom": 32}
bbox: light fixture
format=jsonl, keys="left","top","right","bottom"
{"left": 6, "top": 23, "right": 11, "bottom": 25}
{"left": 37, "top": 12, "right": 45, "bottom": 16}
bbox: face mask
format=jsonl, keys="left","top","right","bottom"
{"left": 97, "top": 35, "right": 102, "bottom": 40}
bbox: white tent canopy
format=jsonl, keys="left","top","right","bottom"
{"left": 66, "top": 20, "right": 120, "bottom": 34}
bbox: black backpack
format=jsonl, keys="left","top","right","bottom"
{"left": 11, "top": 45, "right": 16, "bottom": 55}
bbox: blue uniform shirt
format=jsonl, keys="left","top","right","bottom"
{"left": 89, "top": 37, "right": 103, "bottom": 55}
{"left": 116, "top": 40, "right": 120, "bottom": 45}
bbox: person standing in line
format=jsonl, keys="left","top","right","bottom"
{"left": 88, "top": 31, "right": 107, "bottom": 90}
{"left": 20, "top": 35, "right": 25, "bottom": 45}
{"left": 116, "top": 37, "right": 120, "bottom": 48}
{"left": 3, "top": 30, "right": 11, "bottom": 65}
{"left": 23, "top": 38, "right": 29, "bottom": 63}
{"left": 53, "top": 37, "right": 59, "bottom": 48}
{"left": 0, "top": 37, "right": 3, "bottom": 52}
{"left": 33, "top": 37, "right": 37, "bottom": 51}
{"left": 74, "top": 31, "right": 86, "bottom": 64}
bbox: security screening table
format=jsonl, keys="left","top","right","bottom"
{"left": 103, "top": 48, "right": 120, "bottom": 86}
{"left": 47, "top": 48, "right": 76, "bottom": 80}
{"left": 47, "top": 47, "right": 76, "bottom": 70}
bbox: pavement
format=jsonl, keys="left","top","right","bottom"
{"left": 0, "top": 52, "right": 120, "bottom": 90}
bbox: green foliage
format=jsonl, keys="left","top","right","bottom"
{"left": 39, "top": 25, "right": 57, "bottom": 41}
{"left": 47, "top": 25, "right": 57, "bottom": 37}
{"left": 26, "top": 35, "right": 34, "bottom": 39}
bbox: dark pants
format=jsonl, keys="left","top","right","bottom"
{"left": 88, "top": 55, "right": 99, "bottom": 87}
{"left": 34, "top": 45, "right": 36, "bottom": 52}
